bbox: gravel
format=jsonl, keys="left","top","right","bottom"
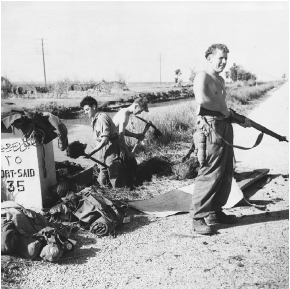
{"left": 4, "top": 175, "right": 288, "bottom": 289}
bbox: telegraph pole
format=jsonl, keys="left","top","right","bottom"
{"left": 41, "top": 39, "right": 47, "bottom": 86}
{"left": 36, "top": 38, "right": 48, "bottom": 86}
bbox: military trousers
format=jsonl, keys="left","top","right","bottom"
{"left": 189, "top": 116, "right": 234, "bottom": 219}
{"left": 96, "top": 139, "right": 127, "bottom": 189}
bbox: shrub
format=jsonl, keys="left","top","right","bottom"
{"left": 54, "top": 78, "right": 72, "bottom": 97}
{"left": 126, "top": 101, "right": 196, "bottom": 147}
{"left": 34, "top": 102, "right": 74, "bottom": 119}
{"left": 247, "top": 79, "right": 256, "bottom": 86}
{"left": 1, "top": 77, "right": 13, "bottom": 99}
{"left": 226, "top": 81, "right": 283, "bottom": 109}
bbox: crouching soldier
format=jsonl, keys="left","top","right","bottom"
{"left": 112, "top": 98, "right": 149, "bottom": 188}
{"left": 80, "top": 96, "right": 127, "bottom": 188}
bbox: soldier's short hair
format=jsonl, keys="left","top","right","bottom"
{"left": 134, "top": 97, "right": 149, "bottom": 112}
{"left": 80, "top": 96, "right": 98, "bottom": 108}
{"left": 205, "top": 44, "right": 229, "bottom": 59}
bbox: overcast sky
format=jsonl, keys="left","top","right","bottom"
{"left": 1, "top": 1, "right": 289, "bottom": 84}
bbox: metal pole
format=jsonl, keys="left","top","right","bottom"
{"left": 42, "top": 38, "right": 47, "bottom": 86}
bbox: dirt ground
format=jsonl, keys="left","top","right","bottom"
{"left": 1, "top": 83, "right": 289, "bottom": 289}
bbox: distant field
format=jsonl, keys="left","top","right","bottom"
{"left": 1, "top": 81, "right": 283, "bottom": 120}
{"left": 1, "top": 82, "right": 191, "bottom": 113}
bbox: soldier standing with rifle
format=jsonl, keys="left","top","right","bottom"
{"left": 190, "top": 44, "right": 252, "bottom": 235}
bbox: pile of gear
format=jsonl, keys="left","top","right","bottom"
{"left": 1, "top": 202, "right": 72, "bottom": 262}
{"left": 1, "top": 188, "right": 126, "bottom": 262}
{"left": 1, "top": 109, "right": 68, "bottom": 151}
{"left": 45, "top": 187, "right": 125, "bottom": 238}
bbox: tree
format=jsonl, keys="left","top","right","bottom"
{"left": 189, "top": 67, "right": 197, "bottom": 83}
{"left": 282, "top": 74, "right": 286, "bottom": 80}
{"left": 250, "top": 73, "right": 257, "bottom": 81}
{"left": 237, "top": 68, "right": 246, "bottom": 81}
{"left": 225, "top": 71, "right": 230, "bottom": 79}
{"left": 1, "top": 76, "right": 13, "bottom": 98}
{"left": 229, "top": 63, "right": 238, "bottom": 82}
{"left": 229, "top": 64, "right": 256, "bottom": 82}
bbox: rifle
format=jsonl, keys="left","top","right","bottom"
{"left": 199, "top": 107, "right": 288, "bottom": 143}
{"left": 230, "top": 109, "right": 288, "bottom": 143}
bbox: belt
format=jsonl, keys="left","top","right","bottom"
{"left": 198, "top": 107, "right": 232, "bottom": 123}
{"left": 109, "top": 135, "right": 119, "bottom": 141}
{"left": 198, "top": 107, "right": 224, "bottom": 117}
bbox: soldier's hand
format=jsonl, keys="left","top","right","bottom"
{"left": 239, "top": 118, "right": 252, "bottom": 128}
{"left": 127, "top": 152, "right": 136, "bottom": 159}
{"left": 224, "top": 109, "right": 233, "bottom": 118}
{"left": 135, "top": 133, "right": 145, "bottom": 141}
{"left": 84, "top": 151, "right": 93, "bottom": 158}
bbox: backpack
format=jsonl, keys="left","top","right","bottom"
{"left": 73, "top": 189, "right": 124, "bottom": 237}
{"left": 34, "top": 226, "right": 75, "bottom": 262}
{"left": 1, "top": 218, "right": 18, "bottom": 255}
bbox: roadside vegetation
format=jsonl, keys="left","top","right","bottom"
{"left": 226, "top": 81, "right": 282, "bottom": 108}
{"left": 0, "top": 77, "right": 128, "bottom": 99}
{"left": 126, "top": 101, "right": 196, "bottom": 148}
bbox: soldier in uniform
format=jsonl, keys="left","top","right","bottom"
{"left": 80, "top": 96, "right": 126, "bottom": 188}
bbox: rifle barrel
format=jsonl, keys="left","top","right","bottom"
{"left": 232, "top": 111, "right": 288, "bottom": 142}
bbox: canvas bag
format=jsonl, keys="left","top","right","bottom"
{"left": 1, "top": 217, "right": 18, "bottom": 255}
{"left": 73, "top": 191, "right": 124, "bottom": 237}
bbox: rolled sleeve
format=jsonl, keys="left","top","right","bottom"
{"left": 96, "top": 114, "right": 111, "bottom": 138}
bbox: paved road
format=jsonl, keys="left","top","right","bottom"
{"left": 233, "top": 82, "right": 289, "bottom": 175}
